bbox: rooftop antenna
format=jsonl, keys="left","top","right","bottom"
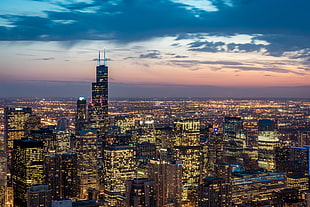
{"left": 104, "top": 48, "right": 107, "bottom": 66}
{"left": 98, "top": 50, "right": 101, "bottom": 66}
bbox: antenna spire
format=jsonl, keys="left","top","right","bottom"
{"left": 98, "top": 50, "right": 101, "bottom": 66}
{"left": 104, "top": 48, "right": 107, "bottom": 66}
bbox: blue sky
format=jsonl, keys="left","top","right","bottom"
{"left": 0, "top": 0, "right": 309, "bottom": 98}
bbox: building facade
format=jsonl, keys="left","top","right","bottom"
{"left": 12, "top": 137, "right": 44, "bottom": 207}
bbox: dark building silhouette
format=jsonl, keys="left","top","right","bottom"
{"left": 44, "top": 153, "right": 79, "bottom": 199}
{"left": 27, "top": 184, "right": 52, "bottom": 207}
{"left": 126, "top": 178, "right": 156, "bottom": 207}
{"left": 147, "top": 149, "right": 183, "bottom": 207}
{"left": 88, "top": 51, "right": 109, "bottom": 137}
{"left": 57, "top": 118, "right": 70, "bottom": 131}
{"left": 31, "top": 127, "right": 57, "bottom": 156}
{"left": 198, "top": 176, "right": 231, "bottom": 207}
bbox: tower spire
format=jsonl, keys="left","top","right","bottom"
{"left": 104, "top": 48, "right": 107, "bottom": 66}
{"left": 98, "top": 50, "right": 101, "bottom": 66}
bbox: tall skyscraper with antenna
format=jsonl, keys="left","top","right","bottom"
{"left": 88, "top": 50, "right": 109, "bottom": 136}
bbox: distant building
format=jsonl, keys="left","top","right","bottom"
{"left": 198, "top": 176, "right": 231, "bottom": 207}
{"left": 136, "top": 120, "right": 156, "bottom": 144}
{"left": 207, "top": 132, "right": 224, "bottom": 175}
{"left": 31, "top": 127, "right": 57, "bottom": 156}
{"left": 44, "top": 153, "right": 79, "bottom": 199}
{"left": 155, "top": 126, "right": 174, "bottom": 148}
{"left": 223, "top": 116, "right": 246, "bottom": 164}
{"left": 57, "top": 118, "right": 70, "bottom": 131}
{"left": 12, "top": 137, "right": 44, "bottom": 207}
{"left": 114, "top": 116, "right": 135, "bottom": 134}
{"left": 76, "top": 97, "right": 87, "bottom": 132}
{"left": 257, "top": 119, "right": 279, "bottom": 172}
{"left": 0, "top": 179, "right": 5, "bottom": 207}
{"left": 27, "top": 184, "right": 52, "bottom": 207}
{"left": 55, "top": 130, "right": 72, "bottom": 154}
{"left": 298, "top": 131, "right": 310, "bottom": 147}
{"left": 223, "top": 117, "right": 245, "bottom": 145}
{"left": 147, "top": 153, "right": 183, "bottom": 207}
{"left": 52, "top": 199, "right": 72, "bottom": 207}
{"left": 231, "top": 171, "right": 286, "bottom": 204}
{"left": 126, "top": 178, "right": 156, "bottom": 207}
{"left": 4, "top": 107, "right": 32, "bottom": 150}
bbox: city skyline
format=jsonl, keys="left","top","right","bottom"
{"left": 0, "top": 0, "right": 310, "bottom": 98}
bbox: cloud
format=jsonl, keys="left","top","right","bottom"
{"left": 34, "top": 57, "right": 55, "bottom": 60}
{"left": 226, "top": 66, "right": 305, "bottom": 76}
{"left": 92, "top": 58, "right": 112, "bottom": 62}
{"left": 0, "top": 0, "right": 309, "bottom": 60}
{"left": 139, "top": 51, "right": 161, "bottom": 59}
{"left": 174, "top": 55, "right": 188, "bottom": 58}
{"left": 170, "top": 59, "right": 243, "bottom": 67}
{"left": 188, "top": 40, "right": 226, "bottom": 52}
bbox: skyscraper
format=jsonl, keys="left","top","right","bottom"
{"left": 88, "top": 51, "right": 109, "bottom": 137}
{"left": 44, "top": 153, "right": 79, "bottom": 199}
{"left": 257, "top": 119, "right": 279, "bottom": 172}
{"left": 223, "top": 117, "right": 246, "bottom": 165}
{"left": 103, "top": 144, "right": 135, "bottom": 206}
{"left": 223, "top": 116, "right": 246, "bottom": 148}
{"left": 76, "top": 97, "right": 87, "bottom": 132}
{"left": 75, "top": 130, "right": 100, "bottom": 199}
{"left": 147, "top": 149, "right": 183, "bottom": 207}
{"left": 173, "top": 119, "right": 203, "bottom": 206}
{"left": 12, "top": 137, "right": 44, "bottom": 207}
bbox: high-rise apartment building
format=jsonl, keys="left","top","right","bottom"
{"left": 75, "top": 130, "right": 100, "bottom": 199}
{"left": 147, "top": 150, "right": 183, "bottom": 207}
{"left": 257, "top": 119, "right": 279, "bottom": 172}
{"left": 12, "top": 137, "right": 44, "bottom": 207}
{"left": 4, "top": 107, "right": 32, "bottom": 150}
{"left": 103, "top": 144, "right": 135, "bottom": 206}
{"left": 88, "top": 52, "right": 109, "bottom": 137}
{"left": 173, "top": 119, "right": 202, "bottom": 206}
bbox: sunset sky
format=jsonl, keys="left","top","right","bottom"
{"left": 0, "top": 0, "right": 309, "bottom": 98}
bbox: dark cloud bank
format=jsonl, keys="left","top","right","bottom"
{"left": 1, "top": 0, "right": 310, "bottom": 57}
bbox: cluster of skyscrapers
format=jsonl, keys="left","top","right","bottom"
{"left": 1, "top": 52, "right": 310, "bottom": 207}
